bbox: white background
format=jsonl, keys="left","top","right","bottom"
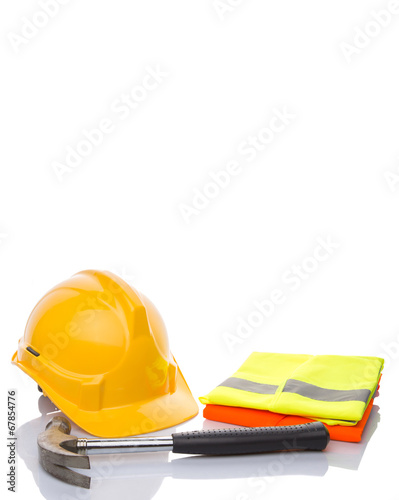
{"left": 1, "top": 1, "right": 398, "bottom": 499}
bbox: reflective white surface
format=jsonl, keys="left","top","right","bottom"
{"left": 15, "top": 385, "right": 396, "bottom": 500}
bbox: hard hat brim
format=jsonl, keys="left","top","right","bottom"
{"left": 12, "top": 351, "right": 199, "bottom": 437}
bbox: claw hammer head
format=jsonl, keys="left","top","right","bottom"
{"left": 37, "top": 416, "right": 91, "bottom": 489}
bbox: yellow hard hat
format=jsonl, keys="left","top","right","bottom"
{"left": 12, "top": 270, "right": 198, "bottom": 437}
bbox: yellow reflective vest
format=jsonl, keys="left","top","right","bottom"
{"left": 199, "top": 352, "right": 384, "bottom": 425}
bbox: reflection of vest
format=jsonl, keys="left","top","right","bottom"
{"left": 200, "top": 352, "right": 384, "bottom": 425}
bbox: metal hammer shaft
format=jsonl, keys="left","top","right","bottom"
{"left": 73, "top": 436, "right": 173, "bottom": 455}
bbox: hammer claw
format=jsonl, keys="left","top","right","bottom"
{"left": 37, "top": 416, "right": 91, "bottom": 488}
{"left": 40, "top": 456, "right": 91, "bottom": 489}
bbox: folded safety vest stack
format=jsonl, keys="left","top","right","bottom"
{"left": 200, "top": 352, "right": 384, "bottom": 442}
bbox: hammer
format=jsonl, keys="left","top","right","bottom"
{"left": 38, "top": 416, "right": 329, "bottom": 488}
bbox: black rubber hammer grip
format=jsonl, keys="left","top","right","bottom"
{"left": 172, "top": 422, "right": 329, "bottom": 455}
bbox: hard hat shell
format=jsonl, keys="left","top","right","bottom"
{"left": 12, "top": 270, "right": 198, "bottom": 437}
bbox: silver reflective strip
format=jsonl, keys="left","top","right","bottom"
{"left": 218, "top": 377, "right": 278, "bottom": 395}
{"left": 283, "top": 379, "right": 371, "bottom": 403}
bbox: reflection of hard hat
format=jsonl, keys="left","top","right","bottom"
{"left": 12, "top": 270, "right": 198, "bottom": 437}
